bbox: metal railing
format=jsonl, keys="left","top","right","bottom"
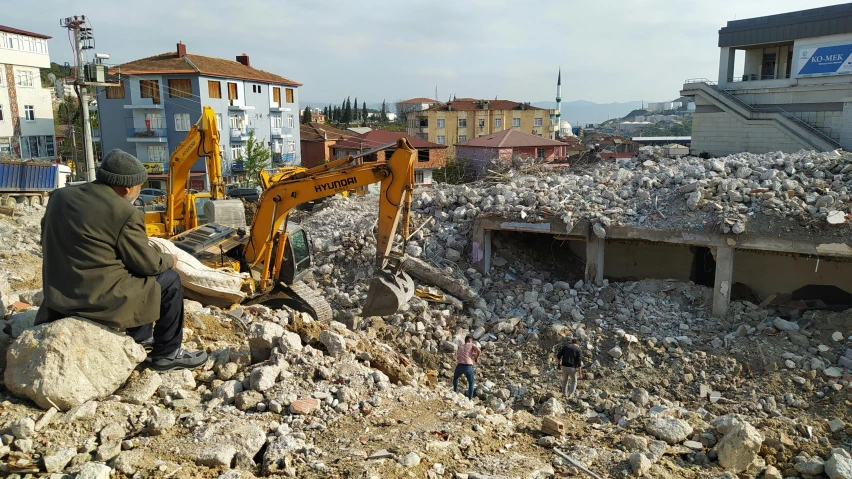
{"left": 729, "top": 73, "right": 793, "bottom": 82}
{"left": 271, "top": 127, "right": 282, "bottom": 136}
{"left": 683, "top": 79, "right": 841, "bottom": 149}
{"left": 126, "top": 127, "right": 167, "bottom": 138}
{"left": 229, "top": 127, "right": 255, "bottom": 138}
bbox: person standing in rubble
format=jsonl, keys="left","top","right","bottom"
{"left": 36, "top": 149, "right": 207, "bottom": 371}
{"left": 556, "top": 338, "right": 583, "bottom": 397}
{"left": 453, "top": 335, "right": 481, "bottom": 400}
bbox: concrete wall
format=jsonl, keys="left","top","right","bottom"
{"left": 691, "top": 110, "right": 810, "bottom": 156}
{"left": 565, "top": 240, "right": 694, "bottom": 281}
{"left": 733, "top": 250, "right": 852, "bottom": 298}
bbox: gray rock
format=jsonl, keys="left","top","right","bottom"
{"left": 397, "top": 452, "right": 421, "bottom": 467}
{"left": 829, "top": 418, "right": 846, "bottom": 433}
{"left": 622, "top": 434, "right": 648, "bottom": 451}
{"left": 119, "top": 370, "right": 162, "bottom": 405}
{"left": 645, "top": 417, "right": 692, "bottom": 444}
{"left": 319, "top": 330, "right": 347, "bottom": 358}
{"left": 64, "top": 401, "right": 98, "bottom": 423}
{"left": 445, "top": 248, "right": 462, "bottom": 262}
{"left": 772, "top": 317, "right": 799, "bottom": 332}
{"left": 608, "top": 346, "right": 623, "bottom": 359}
{"left": 263, "top": 434, "right": 307, "bottom": 474}
{"left": 278, "top": 331, "right": 303, "bottom": 353}
{"left": 630, "top": 452, "right": 652, "bottom": 476}
{"left": 795, "top": 456, "right": 825, "bottom": 475}
{"left": 77, "top": 462, "right": 112, "bottom": 479}
{"left": 716, "top": 421, "right": 764, "bottom": 473}
{"left": 537, "top": 436, "right": 557, "bottom": 447}
{"left": 248, "top": 321, "right": 285, "bottom": 363}
{"left": 43, "top": 447, "right": 76, "bottom": 473}
{"left": 214, "top": 380, "right": 244, "bottom": 404}
{"left": 826, "top": 447, "right": 852, "bottom": 479}
{"left": 249, "top": 365, "right": 279, "bottom": 392}
{"left": 7, "top": 310, "right": 38, "bottom": 338}
{"left": 195, "top": 445, "right": 237, "bottom": 467}
{"left": 235, "top": 390, "right": 264, "bottom": 411}
{"left": 147, "top": 407, "right": 175, "bottom": 436}
{"left": 111, "top": 450, "right": 147, "bottom": 476}
{"left": 11, "top": 417, "right": 35, "bottom": 439}
{"left": 593, "top": 223, "right": 607, "bottom": 239}
{"left": 539, "top": 397, "right": 565, "bottom": 416}
{"left": 4, "top": 318, "right": 146, "bottom": 410}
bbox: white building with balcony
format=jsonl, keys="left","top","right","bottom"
{"left": 0, "top": 25, "right": 56, "bottom": 160}
{"left": 95, "top": 43, "right": 301, "bottom": 188}
{"left": 682, "top": 4, "right": 852, "bottom": 156}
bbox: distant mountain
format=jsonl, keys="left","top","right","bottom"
{"left": 532, "top": 100, "right": 646, "bottom": 127}
{"left": 301, "top": 101, "right": 385, "bottom": 111}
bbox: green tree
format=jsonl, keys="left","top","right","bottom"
{"left": 243, "top": 130, "right": 271, "bottom": 184}
{"left": 343, "top": 97, "right": 352, "bottom": 124}
{"left": 380, "top": 100, "right": 388, "bottom": 122}
{"left": 302, "top": 106, "right": 312, "bottom": 123}
{"left": 353, "top": 97, "right": 359, "bottom": 120}
{"left": 361, "top": 101, "right": 368, "bottom": 125}
{"left": 56, "top": 96, "right": 83, "bottom": 168}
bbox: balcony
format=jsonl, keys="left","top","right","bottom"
{"left": 228, "top": 101, "right": 255, "bottom": 111}
{"left": 126, "top": 127, "right": 168, "bottom": 142}
{"left": 271, "top": 127, "right": 283, "bottom": 137}
{"left": 230, "top": 127, "right": 255, "bottom": 141}
{"left": 123, "top": 101, "right": 164, "bottom": 110}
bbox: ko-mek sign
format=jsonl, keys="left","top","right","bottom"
{"left": 797, "top": 42, "right": 852, "bottom": 77}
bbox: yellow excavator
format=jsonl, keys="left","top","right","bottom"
{"left": 146, "top": 106, "right": 417, "bottom": 319}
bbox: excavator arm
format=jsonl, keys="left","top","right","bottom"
{"left": 165, "top": 106, "right": 225, "bottom": 236}
{"left": 246, "top": 138, "right": 417, "bottom": 315}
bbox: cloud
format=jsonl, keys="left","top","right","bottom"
{"left": 4, "top": 0, "right": 848, "bottom": 103}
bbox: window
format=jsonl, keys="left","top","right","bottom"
{"left": 537, "top": 148, "right": 545, "bottom": 159}
{"left": 512, "top": 118, "right": 521, "bottom": 127}
{"left": 45, "top": 136, "right": 55, "bottom": 156}
{"left": 0, "top": 105, "right": 3, "bottom": 121}
{"left": 271, "top": 115, "right": 282, "bottom": 128}
{"left": 146, "top": 113, "right": 165, "bottom": 129}
{"left": 273, "top": 87, "right": 281, "bottom": 105}
{"left": 287, "top": 141, "right": 296, "bottom": 153}
{"left": 174, "top": 113, "right": 191, "bottom": 131}
{"left": 106, "top": 81, "right": 125, "bottom": 99}
{"left": 231, "top": 144, "right": 244, "bottom": 159}
{"left": 458, "top": 119, "right": 467, "bottom": 127}
{"left": 208, "top": 81, "right": 222, "bottom": 99}
{"left": 0, "top": 138, "right": 10, "bottom": 154}
{"left": 15, "top": 70, "right": 33, "bottom": 87}
{"left": 229, "top": 115, "right": 242, "bottom": 129}
{"left": 285, "top": 88, "right": 294, "bottom": 103}
{"left": 437, "top": 119, "right": 445, "bottom": 128}
{"left": 148, "top": 145, "right": 167, "bottom": 163}
{"left": 227, "top": 82, "right": 238, "bottom": 101}
{"left": 436, "top": 135, "right": 445, "bottom": 145}
{"left": 534, "top": 118, "right": 543, "bottom": 126}
{"left": 257, "top": 85, "right": 262, "bottom": 94}
{"left": 478, "top": 119, "right": 485, "bottom": 128}
{"left": 167, "top": 79, "right": 192, "bottom": 98}
{"left": 458, "top": 135, "right": 467, "bottom": 142}
{"left": 414, "top": 170, "right": 425, "bottom": 184}
{"left": 495, "top": 118, "right": 502, "bottom": 128}
{"left": 139, "top": 80, "right": 161, "bottom": 104}
{"left": 215, "top": 114, "right": 222, "bottom": 131}
{"left": 24, "top": 105, "right": 34, "bottom": 121}
{"left": 287, "top": 114, "right": 294, "bottom": 128}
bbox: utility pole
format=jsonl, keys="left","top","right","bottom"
{"left": 61, "top": 16, "right": 97, "bottom": 181}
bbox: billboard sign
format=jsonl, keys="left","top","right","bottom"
{"left": 142, "top": 162, "right": 163, "bottom": 174}
{"left": 797, "top": 42, "right": 852, "bottom": 77}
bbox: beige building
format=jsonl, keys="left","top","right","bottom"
{"left": 407, "top": 98, "right": 554, "bottom": 157}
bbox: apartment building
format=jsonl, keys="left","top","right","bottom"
{"left": 0, "top": 25, "right": 56, "bottom": 160}
{"left": 406, "top": 98, "right": 552, "bottom": 157}
{"left": 95, "top": 43, "right": 301, "bottom": 186}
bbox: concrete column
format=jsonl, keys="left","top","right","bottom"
{"left": 471, "top": 222, "right": 491, "bottom": 275}
{"left": 585, "top": 235, "right": 605, "bottom": 286}
{"left": 718, "top": 47, "right": 736, "bottom": 87}
{"left": 712, "top": 245, "right": 735, "bottom": 318}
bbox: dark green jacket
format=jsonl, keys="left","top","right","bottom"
{"left": 36, "top": 181, "right": 174, "bottom": 329}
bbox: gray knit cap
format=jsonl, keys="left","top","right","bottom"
{"left": 97, "top": 149, "right": 148, "bottom": 187}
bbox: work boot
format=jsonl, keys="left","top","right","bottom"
{"left": 137, "top": 337, "right": 154, "bottom": 353}
{"left": 148, "top": 347, "right": 208, "bottom": 371}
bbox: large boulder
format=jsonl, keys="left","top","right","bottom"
{"left": 716, "top": 421, "right": 764, "bottom": 473}
{"left": 645, "top": 417, "right": 692, "bottom": 444}
{"left": 826, "top": 448, "right": 852, "bottom": 479}
{"left": 5, "top": 318, "right": 146, "bottom": 410}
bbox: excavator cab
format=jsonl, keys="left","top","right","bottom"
{"left": 277, "top": 224, "right": 313, "bottom": 285}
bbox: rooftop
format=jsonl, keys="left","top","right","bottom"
{"left": 718, "top": 3, "right": 852, "bottom": 48}
{"left": 399, "top": 97, "right": 441, "bottom": 104}
{"left": 0, "top": 24, "right": 51, "bottom": 39}
{"left": 299, "top": 122, "right": 355, "bottom": 142}
{"left": 427, "top": 99, "right": 543, "bottom": 112}
{"left": 115, "top": 44, "right": 301, "bottom": 86}
{"left": 332, "top": 130, "right": 447, "bottom": 150}
{"left": 455, "top": 129, "right": 564, "bottom": 148}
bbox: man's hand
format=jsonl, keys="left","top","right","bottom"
{"left": 171, "top": 254, "right": 179, "bottom": 266}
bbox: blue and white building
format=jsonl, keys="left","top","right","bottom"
{"left": 95, "top": 42, "right": 301, "bottom": 188}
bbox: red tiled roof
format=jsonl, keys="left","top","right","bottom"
{"left": 399, "top": 97, "right": 440, "bottom": 104}
{"left": 332, "top": 130, "right": 447, "bottom": 150}
{"left": 299, "top": 122, "right": 355, "bottom": 142}
{"left": 428, "top": 99, "right": 543, "bottom": 112}
{"left": 116, "top": 50, "right": 301, "bottom": 86}
{"left": 454, "top": 129, "right": 564, "bottom": 148}
{"left": 0, "top": 25, "right": 51, "bottom": 39}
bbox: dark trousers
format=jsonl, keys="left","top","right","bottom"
{"left": 453, "top": 364, "right": 475, "bottom": 399}
{"left": 127, "top": 269, "right": 184, "bottom": 359}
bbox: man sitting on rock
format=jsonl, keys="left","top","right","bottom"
{"left": 36, "top": 149, "right": 207, "bottom": 371}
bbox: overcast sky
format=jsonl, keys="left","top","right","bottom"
{"left": 4, "top": 0, "right": 848, "bottom": 104}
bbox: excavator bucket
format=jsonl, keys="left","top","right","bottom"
{"left": 360, "top": 270, "right": 415, "bottom": 317}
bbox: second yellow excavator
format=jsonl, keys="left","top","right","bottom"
{"left": 151, "top": 106, "right": 417, "bottom": 319}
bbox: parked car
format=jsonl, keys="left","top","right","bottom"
{"left": 227, "top": 186, "right": 261, "bottom": 202}
{"left": 137, "top": 188, "right": 166, "bottom": 205}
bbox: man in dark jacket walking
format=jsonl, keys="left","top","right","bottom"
{"left": 555, "top": 338, "right": 583, "bottom": 396}
{"left": 36, "top": 149, "right": 207, "bottom": 371}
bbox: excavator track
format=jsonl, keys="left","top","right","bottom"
{"left": 246, "top": 280, "right": 333, "bottom": 323}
